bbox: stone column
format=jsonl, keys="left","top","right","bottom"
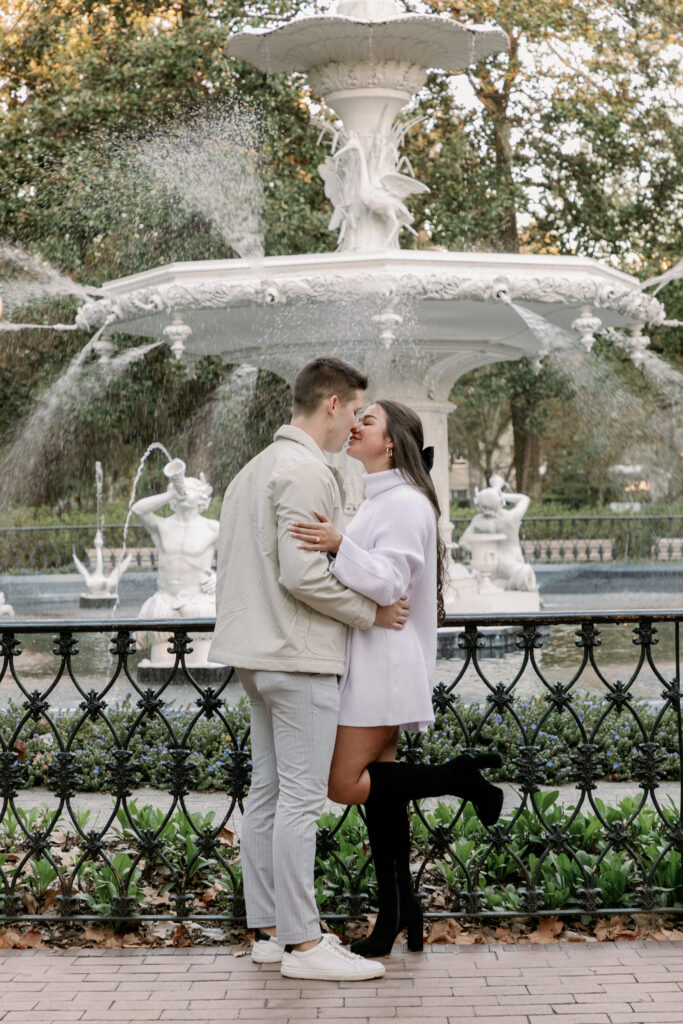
{"left": 409, "top": 397, "right": 454, "bottom": 550}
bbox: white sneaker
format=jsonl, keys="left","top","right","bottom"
{"left": 280, "top": 933, "right": 386, "bottom": 981}
{"left": 251, "top": 931, "right": 284, "bottom": 963}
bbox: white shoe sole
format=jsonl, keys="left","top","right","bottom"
{"left": 280, "top": 961, "right": 385, "bottom": 981}
{"left": 252, "top": 945, "right": 284, "bottom": 964}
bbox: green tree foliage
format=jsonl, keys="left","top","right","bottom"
{"left": 0, "top": 0, "right": 681, "bottom": 507}
{"left": 0, "top": 0, "right": 328, "bottom": 503}
{"left": 404, "top": 0, "right": 682, "bottom": 498}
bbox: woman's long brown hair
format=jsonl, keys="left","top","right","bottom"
{"left": 376, "top": 399, "right": 447, "bottom": 624}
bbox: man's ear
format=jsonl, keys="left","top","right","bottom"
{"left": 327, "top": 394, "right": 339, "bottom": 414}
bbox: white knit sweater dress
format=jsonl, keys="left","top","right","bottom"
{"left": 330, "top": 468, "right": 437, "bottom": 733}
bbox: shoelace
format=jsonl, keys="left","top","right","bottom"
{"left": 321, "top": 934, "right": 363, "bottom": 961}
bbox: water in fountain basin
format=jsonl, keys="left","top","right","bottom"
{"left": 133, "top": 107, "right": 265, "bottom": 260}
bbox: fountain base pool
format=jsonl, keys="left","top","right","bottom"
{"left": 137, "top": 658, "right": 228, "bottom": 685}
{"left": 79, "top": 594, "right": 118, "bottom": 609}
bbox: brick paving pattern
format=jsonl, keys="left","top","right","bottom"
{"left": 1, "top": 941, "right": 683, "bottom": 1024}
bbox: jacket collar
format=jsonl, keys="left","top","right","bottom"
{"left": 363, "top": 468, "right": 409, "bottom": 500}
{"left": 274, "top": 424, "right": 327, "bottom": 464}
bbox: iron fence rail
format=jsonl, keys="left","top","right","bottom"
{"left": 0, "top": 516, "right": 680, "bottom": 573}
{"left": 0, "top": 611, "right": 681, "bottom": 927}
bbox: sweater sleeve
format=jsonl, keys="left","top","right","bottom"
{"left": 330, "top": 494, "right": 430, "bottom": 605}
{"left": 273, "top": 462, "right": 377, "bottom": 630}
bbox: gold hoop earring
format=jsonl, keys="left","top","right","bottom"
{"left": 386, "top": 446, "right": 393, "bottom": 460}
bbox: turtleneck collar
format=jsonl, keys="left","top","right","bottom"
{"left": 363, "top": 468, "right": 408, "bottom": 500}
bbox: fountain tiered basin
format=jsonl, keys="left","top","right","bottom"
{"left": 70, "top": 0, "right": 669, "bottom": 612}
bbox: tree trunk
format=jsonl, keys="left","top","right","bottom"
{"left": 492, "top": 115, "right": 520, "bottom": 253}
{"left": 510, "top": 401, "right": 542, "bottom": 499}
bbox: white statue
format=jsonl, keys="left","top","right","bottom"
{"left": 131, "top": 458, "right": 221, "bottom": 668}
{"left": 0, "top": 592, "right": 15, "bottom": 619}
{"left": 317, "top": 119, "right": 429, "bottom": 251}
{"left": 73, "top": 463, "right": 131, "bottom": 606}
{"left": 458, "top": 474, "right": 537, "bottom": 592}
{"left": 73, "top": 528, "right": 132, "bottom": 604}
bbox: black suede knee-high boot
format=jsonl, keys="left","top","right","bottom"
{"left": 393, "top": 799, "right": 423, "bottom": 952}
{"left": 350, "top": 797, "right": 423, "bottom": 958}
{"left": 366, "top": 752, "right": 504, "bottom": 827}
{"left": 350, "top": 797, "right": 400, "bottom": 957}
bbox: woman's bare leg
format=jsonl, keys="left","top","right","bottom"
{"left": 328, "top": 725, "right": 399, "bottom": 805}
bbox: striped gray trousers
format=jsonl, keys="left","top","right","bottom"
{"left": 236, "top": 669, "right": 340, "bottom": 945}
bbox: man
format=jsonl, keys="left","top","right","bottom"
{"left": 209, "top": 357, "right": 408, "bottom": 982}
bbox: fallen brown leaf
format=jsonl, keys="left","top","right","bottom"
{"left": 0, "top": 928, "right": 43, "bottom": 949}
{"left": 19, "top": 930, "right": 44, "bottom": 949}
{"left": 201, "top": 880, "right": 224, "bottom": 904}
{"left": 217, "top": 827, "right": 235, "bottom": 846}
{"left": 82, "top": 925, "right": 122, "bottom": 946}
{"left": 172, "top": 924, "right": 191, "bottom": 947}
{"left": 426, "top": 918, "right": 462, "bottom": 944}
{"left": 145, "top": 921, "right": 177, "bottom": 945}
{"left": 528, "top": 917, "right": 563, "bottom": 944}
{"left": 0, "top": 930, "right": 23, "bottom": 949}
{"left": 22, "top": 892, "right": 39, "bottom": 915}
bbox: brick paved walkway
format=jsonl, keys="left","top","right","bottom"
{"left": 1, "top": 941, "right": 683, "bottom": 1024}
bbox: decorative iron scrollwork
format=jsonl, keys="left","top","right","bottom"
{"left": 106, "top": 748, "right": 141, "bottom": 798}
{"left": 513, "top": 746, "right": 545, "bottom": 794}
{"left": 0, "top": 613, "right": 678, "bottom": 929}
{"left": 632, "top": 742, "right": 666, "bottom": 789}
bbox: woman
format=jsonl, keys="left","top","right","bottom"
{"left": 290, "top": 400, "right": 503, "bottom": 957}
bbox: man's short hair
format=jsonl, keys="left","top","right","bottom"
{"left": 292, "top": 357, "right": 368, "bottom": 415}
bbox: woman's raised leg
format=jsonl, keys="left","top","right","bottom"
{"left": 328, "top": 726, "right": 422, "bottom": 957}
{"left": 327, "top": 725, "right": 397, "bottom": 806}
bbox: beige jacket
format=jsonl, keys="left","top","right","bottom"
{"left": 208, "top": 425, "right": 376, "bottom": 674}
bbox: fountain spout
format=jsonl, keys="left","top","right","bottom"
{"left": 74, "top": 461, "right": 132, "bottom": 607}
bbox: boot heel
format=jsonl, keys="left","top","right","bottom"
{"left": 398, "top": 891, "right": 424, "bottom": 952}
{"left": 405, "top": 911, "right": 424, "bottom": 952}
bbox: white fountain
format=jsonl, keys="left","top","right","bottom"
{"left": 73, "top": 461, "right": 131, "bottom": 608}
{"left": 457, "top": 474, "right": 539, "bottom": 613}
{"left": 71, "top": 0, "right": 668, "bottom": 610}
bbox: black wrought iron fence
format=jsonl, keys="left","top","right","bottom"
{"left": 451, "top": 515, "right": 683, "bottom": 563}
{"left": 0, "top": 611, "right": 681, "bottom": 928}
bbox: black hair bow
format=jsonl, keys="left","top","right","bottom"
{"left": 421, "top": 445, "right": 434, "bottom": 471}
